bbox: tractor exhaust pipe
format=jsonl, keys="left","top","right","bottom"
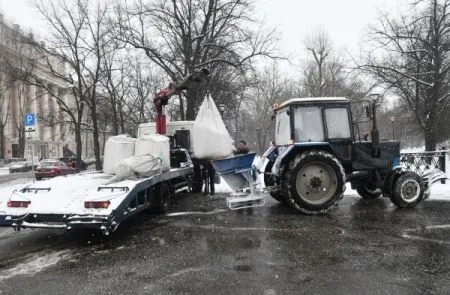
{"left": 370, "top": 95, "right": 380, "bottom": 157}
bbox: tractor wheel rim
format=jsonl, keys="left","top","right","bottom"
{"left": 400, "top": 179, "right": 421, "bottom": 203}
{"left": 296, "top": 161, "right": 338, "bottom": 205}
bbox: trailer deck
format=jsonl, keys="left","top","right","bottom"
{"left": 4, "top": 150, "right": 194, "bottom": 235}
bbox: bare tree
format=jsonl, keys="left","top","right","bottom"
{"left": 243, "top": 63, "right": 294, "bottom": 152}
{"left": 303, "top": 28, "right": 331, "bottom": 97}
{"left": 126, "top": 60, "right": 164, "bottom": 131}
{"left": 32, "top": 0, "right": 112, "bottom": 170}
{"left": 360, "top": 0, "right": 450, "bottom": 151}
{"left": 114, "top": 0, "right": 281, "bottom": 120}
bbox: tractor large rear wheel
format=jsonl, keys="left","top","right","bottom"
{"left": 285, "top": 151, "right": 345, "bottom": 214}
{"left": 390, "top": 172, "right": 424, "bottom": 208}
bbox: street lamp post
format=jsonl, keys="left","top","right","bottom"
{"left": 390, "top": 116, "right": 395, "bottom": 140}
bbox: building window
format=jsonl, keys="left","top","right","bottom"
{"left": 27, "top": 145, "right": 32, "bottom": 157}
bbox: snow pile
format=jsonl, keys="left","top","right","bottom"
{"left": 0, "top": 250, "right": 72, "bottom": 282}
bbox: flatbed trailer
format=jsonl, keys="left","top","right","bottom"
{"left": 4, "top": 149, "right": 194, "bottom": 235}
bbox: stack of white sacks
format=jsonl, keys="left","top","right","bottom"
{"left": 103, "top": 134, "right": 170, "bottom": 180}
{"left": 102, "top": 95, "right": 235, "bottom": 180}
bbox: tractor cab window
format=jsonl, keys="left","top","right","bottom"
{"left": 325, "top": 108, "right": 351, "bottom": 139}
{"left": 275, "top": 108, "right": 290, "bottom": 145}
{"left": 293, "top": 106, "right": 324, "bottom": 142}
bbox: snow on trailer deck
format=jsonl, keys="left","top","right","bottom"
{"left": 3, "top": 165, "right": 193, "bottom": 233}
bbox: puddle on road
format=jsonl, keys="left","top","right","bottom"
{"left": 0, "top": 250, "right": 72, "bottom": 282}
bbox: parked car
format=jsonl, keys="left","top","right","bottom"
{"left": 36, "top": 160, "right": 76, "bottom": 180}
{"left": 59, "top": 157, "right": 88, "bottom": 170}
{"left": 9, "top": 161, "right": 33, "bottom": 173}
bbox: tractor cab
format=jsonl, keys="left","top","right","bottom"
{"left": 272, "top": 97, "right": 400, "bottom": 174}
{"left": 274, "top": 97, "right": 356, "bottom": 172}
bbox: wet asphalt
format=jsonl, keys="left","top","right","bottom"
{"left": 0, "top": 192, "right": 449, "bottom": 295}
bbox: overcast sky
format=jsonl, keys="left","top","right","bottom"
{"left": 0, "top": 0, "right": 403, "bottom": 62}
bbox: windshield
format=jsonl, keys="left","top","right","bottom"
{"left": 275, "top": 108, "right": 290, "bottom": 145}
{"left": 39, "top": 161, "right": 57, "bottom": 167}
{"left": 293, "top": 106, "right": 324, "bottom": 142}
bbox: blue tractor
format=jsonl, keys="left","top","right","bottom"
{"left": 261, "top": 97, "right": 446, "bottom": 214}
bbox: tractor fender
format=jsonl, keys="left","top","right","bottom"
{"left": 254, "top": 146, "right": 277, "bottom": 174}
{"left": 271, "top": 142, "right": 332, "bottom": 176}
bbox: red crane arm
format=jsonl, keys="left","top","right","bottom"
{"left": 153, "top": 69, "right": 210, "bottom": 134}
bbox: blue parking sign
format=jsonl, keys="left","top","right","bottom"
{"left": 24, "top": 113, "right": 36, "bottom": 127}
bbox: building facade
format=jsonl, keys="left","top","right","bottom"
{"left": 0, "top": 13, "right": 93, "bottom": 161}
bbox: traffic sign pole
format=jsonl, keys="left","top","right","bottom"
{"left": 24, "top": 113, "right": 36, "bottom": 182}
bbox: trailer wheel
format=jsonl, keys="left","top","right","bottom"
{"left": 285, "top": 151, "right": 345, "bottom": 214}
{"left": 356, "top": 183, "right": 382, "bottom": 200}
{"left": 148, "top": 183, "right": 171, "bottom": 214}
{"left": 390, "top": 172, "right": 424, "bottom": 208}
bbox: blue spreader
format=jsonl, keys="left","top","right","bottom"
{"left": 212, "top": 153, "right": 257, "bottom": 175}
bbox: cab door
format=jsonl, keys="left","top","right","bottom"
{"left": 323, "top": 107, "right": 353, "bottom": 164}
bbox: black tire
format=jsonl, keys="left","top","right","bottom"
{"left": 390, "top": 171, "right": 424, "bottom": 208}
{"left": 269, "top": 190, "right": 286, "bottom": 204}
{"left": 148, "top": 182, "right": 171, "bottom": 214}
{"left": 264, "top": 161, "right": 287, "bottom": 204}
{"left": 285, "top": 151, "right": 346, "bottom": 214}
{"left": 36, "top": 177, "right": 42, "bottom": 181}
{"left": 356, "top": 183, "right": 382, "bottom": 200}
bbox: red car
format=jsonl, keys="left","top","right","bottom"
{"left": 35, "top": 160, "right": 76, "bottom": 180}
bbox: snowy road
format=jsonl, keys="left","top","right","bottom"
{"left": 0, "top": 187, "right": 450, "bottom": 294}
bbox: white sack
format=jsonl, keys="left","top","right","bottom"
{"left": 192, "top": 95, "right": 234, "bottom": 159}
{"left": 103, "top": 135, "right": 136, "bottom": 175}
{"left": 135, "top": 134, "right": 170, "bottom": 171}
{"left": 114, "top": 155, "right": 162, "bottom": 180}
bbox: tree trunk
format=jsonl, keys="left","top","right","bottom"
{"left": 18, "top": 128, "right": 25, "bottom": 158}
{"left": 185, "top": 89, "right": 197, "bottom": 120}
{"left": 119, "top": 108, "right": 125, "bottom": 134}
{"left": 75, "top": 124, "right": 83, "bottom": 173}
{"left": 112, "top": 104, "right": 119, "bottom": 135}
{"left": 0, "top": 124, "right": 5, "bottom": 159}
{"left": 179, "top": 95, "right": 185, "bottom": 121}
{"left": 91, "top": 103, "right": 103, "bottom": 171}
{"left": 424, "top": 128, "right": 437, "bottom": 151}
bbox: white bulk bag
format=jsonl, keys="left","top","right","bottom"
{"left": 135, "top": 134, "right": 170, "bottom": 171}
{"left": 103, "top": 135, "right": 136, "bottom": 175}
{"left": 192, "top": 95, "right": 234, "bottom": 159}
{"left": 114, "top": 155, "right": 162, "bottom": 180}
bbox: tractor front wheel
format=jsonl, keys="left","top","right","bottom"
{"left": 285, "top": 151, "right": 345, "bottom": 214}
{"left": 390, "top": 172, "right": 424, "bottom": 208}
{"left": 356, "top": 183, "right": 382, "bottom": 200}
